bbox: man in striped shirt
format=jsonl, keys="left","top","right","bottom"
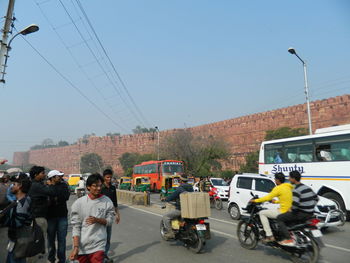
{"left": 277, "top": 170, "right": 318, "bottom": 246}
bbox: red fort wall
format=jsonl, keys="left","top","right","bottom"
{"left": 13, "top": 95, "right": 350, "bottom": 174}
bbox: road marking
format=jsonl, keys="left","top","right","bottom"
{"left": 209, "top": 217, "right": 237, "bottom": 225}
{"left": 211, "top": 229, "right": 237, "bottom": 239}
{"left": 324, "top": 244, "right": 350, "bottom": 253}
{"left": 123, "top": 205, "right": 350, "bottom": 254}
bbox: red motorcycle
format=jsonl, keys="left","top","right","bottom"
{"left": 209, "top": 187, "right": 223, "bottom": 210}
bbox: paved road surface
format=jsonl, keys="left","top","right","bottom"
{"left": 1, "top": 194, "right": 349, "bottom": 263}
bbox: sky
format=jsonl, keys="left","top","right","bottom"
{"left": 1, "top": 0, "right": 350, "bottom": 162}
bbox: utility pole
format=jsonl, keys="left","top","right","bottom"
{"left": 0, "top": 0, "right": 16, "bottom": 81}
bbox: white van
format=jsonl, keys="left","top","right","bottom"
{"left": 227, "top": 173, "right": 345, "bottom": 228}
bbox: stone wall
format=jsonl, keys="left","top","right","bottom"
{"left": 13, "top": 95, "right": 350, "bottom": 174}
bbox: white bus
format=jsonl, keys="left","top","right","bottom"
{"left": 259, "top": 124, "right": 350, "bottom": 216}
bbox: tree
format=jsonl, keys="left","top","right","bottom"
{"left": 42, "top": 138, "right": 55, "bottom": 147}
{"left": 265, "top": 127, "right": 308, "bottom": 141}
{"left": 118, "top": 152, "right": 155, "bottom": 176}
{"left": 80, "top": 153, "right": 104, "bottom": 174}
{"left": 57, "top": 140, "right": 69, "bottom": 147}
{"left": 132, "top": 125, "right": 157, "bottom": 134}
{"left": 239, "top": 151, "right": 259, "bottom": 173}
{"left": 239, "top": 126, "right": 309, "bottom": 173}
{"left": 106, "top": 132, "right": 120, "bottom": 137}
{"left": 161, "top": 130, "right": 229, "bottom": 177}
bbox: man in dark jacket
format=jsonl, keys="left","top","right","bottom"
{"left": 4, "top": 177, "right": 32, "bottom": 263}
{"left": 162, "top": 174, "right": 193, "bottom": 238}
{"left": 101, "top": 169, "right": 120, "bottom": 262}
{"left": 47, "top": 170, "right": 70, "bottom": 263}
{"left": 27, "top": 166, "right": 58, "bottom": 263}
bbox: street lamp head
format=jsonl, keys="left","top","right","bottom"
{"left": 19, "top": 24, "right": 39, "bottom": 35}
{"left": 288, "top": 47, "right": 296, "bottom": 55}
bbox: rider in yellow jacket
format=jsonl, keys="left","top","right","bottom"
{"left": 251, "top": 173, "right": 293, "bottom": 242}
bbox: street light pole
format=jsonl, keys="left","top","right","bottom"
{"left": 0, "top": 24, "right": 39, "bottom": 83}
{"left": 288, "top": 47, "right": 313, "bottom": 135}
{"left": 0, "top": 0, "right": 16, "bottom": 79}
{"left": 155, "top": 126, "right": 160, "bottom": 160}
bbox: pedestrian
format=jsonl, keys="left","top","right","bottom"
{"left": 27, "top": 166, "right": 59, "bottom": 263}
{"left": 0, "top": 172, "right": 10, "bottom": 210}
{"left": 101, "top": 169, "right": 120, "bottom": 262}
{"left": 70, "top": 173, "right": 115, "bottom": 263}
{"left": 47, "top": 170, "right": 70, "bottom": 263}
{"left": 75, "top": 176, "right": 85, "bottom": 195}
{"left": 4, "top": 177, "right": 32, "bottom": 263}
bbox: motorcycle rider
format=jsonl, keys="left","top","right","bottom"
{"left": 161, "top": 174, "right": 193, "bottom": 239}
{"left": 277, "top": 170, "right": 318, "bottom": 246}
{"left": 250, "top": 173, "right": 293, "bottom": 242}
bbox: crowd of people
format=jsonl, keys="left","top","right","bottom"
{"left": 0, "top": 166, "right": 120, "bottom": 263}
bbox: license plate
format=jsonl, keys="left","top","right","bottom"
{"left": 196, "top": 224, "right": 206, "bottom": 231}
{"left": 311, "top": 229, "right": 322, "bottom": 237}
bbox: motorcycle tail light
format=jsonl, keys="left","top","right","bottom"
{"left": 198, "top": 219, "right": 205, "bottom": 224}
{"left": 308, "top": 218, "right": 321, "bottom": 226}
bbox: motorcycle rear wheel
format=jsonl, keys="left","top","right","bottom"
{"left": 290, "top": 233, "right": 319, "bottom": 263}
{"left": 187, "top": 230, "right": 204, "bottom": 253}
{"left": 237, "top": 220, "right": 258, "bottom": 250}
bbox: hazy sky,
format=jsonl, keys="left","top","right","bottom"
{"left": 1, "top": 0, "right": 350, "bottom": 162}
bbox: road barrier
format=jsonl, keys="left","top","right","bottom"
{"left": 117, "top": 190, "right": 150, "bottom": 206}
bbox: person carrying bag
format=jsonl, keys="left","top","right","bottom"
{"left": 3, "top": 176, "right": 45, "bottom": 263}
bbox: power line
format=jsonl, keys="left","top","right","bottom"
{"left": 33, "top": 0, "right": 138, "bottom": 130}
{"left": 21, "top": 35, "right": 130, "bottom": 132}
{"left": 75, "top": 0, "right": 151, "bottom": 127}
{"left": 57, "top": 0, "right": 148, "bottom": 127}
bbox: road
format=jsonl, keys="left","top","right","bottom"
{"left": 1, "top": 194, "right": 349, "bottom": 263}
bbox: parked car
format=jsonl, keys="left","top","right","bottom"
{"left": 210, "top": 178, "right": 229, "bottom": 200}
{"left": 227, "top": 173, "right": 345, "bottom": 229}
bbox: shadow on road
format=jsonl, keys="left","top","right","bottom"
{"left": 204, "top": 234, "right": 228, "bottom": 253}
{"left": 113, "top": 241, "right": 160, "bottom": 262}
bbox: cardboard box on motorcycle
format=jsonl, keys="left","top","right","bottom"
{"left": 180, "top": 192, "right": 211, "bottom": 218}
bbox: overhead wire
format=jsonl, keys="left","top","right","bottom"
{"left": 21, "top": 34, "right": 130, "bottom": 132}
{"left": 75, "top": 0, "right": 151, "bottom": 127}
{"left": 34, "top": 0, "right": 136, "bottom": 129}
{"left": 58, "top": 0, "right": 147, "bottom": 127}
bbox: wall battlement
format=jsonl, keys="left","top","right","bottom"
{"left": 13, "top": 95, "right": 350, "bottom": 174}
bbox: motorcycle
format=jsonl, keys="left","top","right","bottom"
{"left": 237, "top": 192, "right": 324, "bottom": 263}
{"left": 209, "top": 187, "right": 223, "bottom": 210}
{"left": 160, "top": 205, "right": 211, "bottom": 253}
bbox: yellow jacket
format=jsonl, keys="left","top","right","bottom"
{"left": 254, "top": 183, "right": 293, "bottom": 213}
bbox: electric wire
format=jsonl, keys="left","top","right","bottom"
{"left": 59, "top": 0, "right": 148, "bottom": 128}
{"left": 34, "top": 0, "right": 136, "bottom": 129}
{"left": 57, "top": 0, "right": 147, "bottom": 127}
{"left": 75, "top": 0, "right": 151, "bottom": 127}
{"left": 21, "top": 35, "right": 129, "bottom": 132}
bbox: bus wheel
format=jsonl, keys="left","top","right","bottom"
{"left": 322, "top": 192, "right": 347, "bottom": 220}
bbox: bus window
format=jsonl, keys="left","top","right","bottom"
{"left": 264, "top": 144, "right": 284, "bottom": 164}
{"left": 284, "top": 141, "right": 313, "bottom": 163}
{"left": 162, "top": 163, "right": 183, "bottom": 174}
{"left": 149, "top": 164, "right": 157, "bottom": 173}
{"left": 315, "top": 134, "right": 350, "bottom": 161}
